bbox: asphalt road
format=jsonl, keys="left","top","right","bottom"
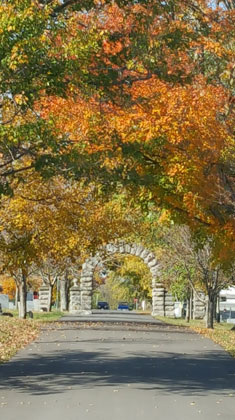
{"left": 0, "top": 313, "right": 235, "bottom": 420}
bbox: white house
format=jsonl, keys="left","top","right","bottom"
{"left": 219, "top": 286, "right": 235, "bottom": 322}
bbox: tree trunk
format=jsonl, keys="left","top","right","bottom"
{"left": 206, "top": 294, "right": 215, "bottom": 329}
{"left": 18, "top": 274, "right": 27, "bottom": 319}
{"left": 186, "top": 298, "right": 190, "bottom": 322}
{"left": 15, "top": 284, "right": 19, "bottom": 309}
{"left": 190, "top": 289, "right": 194, "bottom": 319}
{"left": 60, "top": 278, "right": 68, "bottom": 312}
{"left": 48, "top": 284, "right": 53, "bottom": 312}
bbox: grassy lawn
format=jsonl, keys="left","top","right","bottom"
{"left": 2, "top": 309, "right": 64, "bottom": 321}
{"left": 157, "top": 316, "right": 235, "bottom": 358}
{"left": 32, "top": 310, "right": 64, "bottom": 322}
{"left": 0, "top": 310, "right": 64, "bottom": 363}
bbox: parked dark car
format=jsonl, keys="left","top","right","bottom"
{"left": 97, "top": 301, "right": 109, "bottom": 310}
{"left": 117, "top": 302, "right": 130, "bottom": 310}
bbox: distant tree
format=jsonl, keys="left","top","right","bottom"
{"left": 157, "top": 225, "right": 233, "bottom": 328}
{"left": 0, "top": 277, "right": 16, "bottom": 300}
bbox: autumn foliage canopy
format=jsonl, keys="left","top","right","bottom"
{"left": 0, "top": 0, "right": 234, "bottom": 263}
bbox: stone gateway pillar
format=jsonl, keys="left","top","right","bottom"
{"left": 152, "top": 282, "right": 165, "bottom": 316}
{"left": 69, "top": 279, "right": 81, "bottom": 313}
{"left": 165, "top": 291, "right": 175, "bottom": 317}
{"left": 80, "top": 257, "right": 97, "bottom": 314}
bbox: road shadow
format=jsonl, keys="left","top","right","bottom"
{"left": 0, "top": 345, "right": 234, "bottom": 396}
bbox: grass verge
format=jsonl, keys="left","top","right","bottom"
{"left": 0, "top": 311, "right": 64, "bottom": 363}
{"left": 157, "top": 316, "right": 235, "bottom": 358}
{"left": 32, "top": 311, "right": 64, "bottom": 322}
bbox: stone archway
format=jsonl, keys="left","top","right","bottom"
{"left": 70, "top": 242, "right": 170, "bottom": 316}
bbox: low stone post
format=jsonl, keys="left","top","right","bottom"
{"left": 193, "top": 291, "right": 206, "bottom": 319}
{"left": 69, "top": 279, "right": 81, "bottom": 313}
{"left": 39, "top": 285, "right": 50, "bottom": 312}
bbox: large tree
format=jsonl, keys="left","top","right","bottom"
{"left": 38, "top": 0, "right": 234, "bottom": 260}
{"left": 0, "top": 1, "right": 234, "bottom": 281}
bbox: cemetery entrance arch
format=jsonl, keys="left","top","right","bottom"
{"left": 70, "top": 243, "right": 172, "bottom": 316}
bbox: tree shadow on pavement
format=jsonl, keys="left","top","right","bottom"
{"left": 0, "top": 347, "right": 234, "bottom": 397}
